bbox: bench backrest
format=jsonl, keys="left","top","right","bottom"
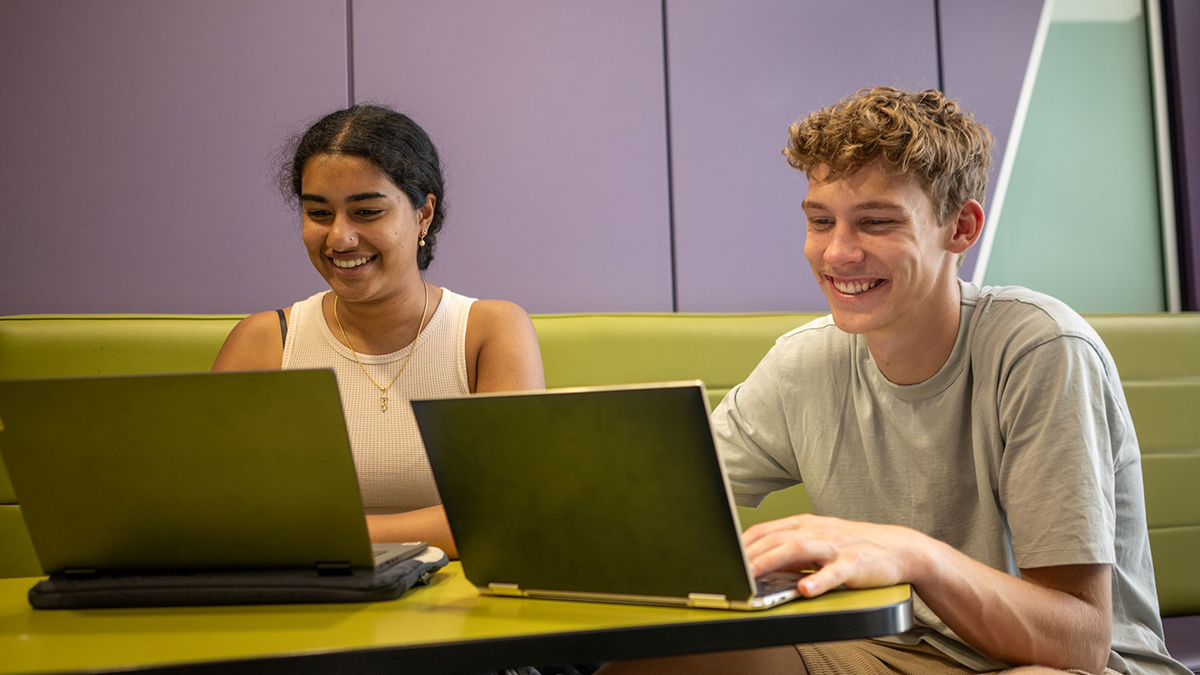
{"left": 1087, "top": 316, "right": 1200, "bottom": 616}
{"left": 1, "top": 312, "right": 1197, "bottom": 618}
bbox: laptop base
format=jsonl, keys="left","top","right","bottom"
{"left": 28, "top": 547, "right": 447, "bottom": 609}
{"left": 481, "top": 570, "right": 805, "bottom": 611}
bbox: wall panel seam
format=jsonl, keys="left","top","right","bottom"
{"left": 661, "top": 0, "right": 679, "bottom": 313}
{"left": 1159, "top": 0, "right": 1197, "bottom": 311}
{"left": 1146, "top": 0, "right": 1182, "bottom": 312}
{"left": 346, "top": 0, "right": 356, "bottom": 105}
{"left": 933, "top": 0, "right": 945, "bottom": 93}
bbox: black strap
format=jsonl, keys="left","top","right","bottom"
{"left": 276, "top": 309, "right": 288, "bottom": 347}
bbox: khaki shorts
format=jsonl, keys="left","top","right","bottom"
{"left": 796, "top": 640, "right": 1121, "bottom": 675}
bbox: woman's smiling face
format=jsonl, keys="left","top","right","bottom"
{"left": 300, "top": 153, "right": 431, "bottom": 303}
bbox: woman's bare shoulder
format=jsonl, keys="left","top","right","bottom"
{"left": 468, "top": 299, "right": 535, "bottom": 331}
{"left": 212, "top": 310, "right": 287, "bottom": 371}
{"left": 465, "top": 299, "right": 544, "bottom": 392}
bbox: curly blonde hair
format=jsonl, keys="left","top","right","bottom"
{"left": 784, "top": 87, "right": 994, "bottom": 223}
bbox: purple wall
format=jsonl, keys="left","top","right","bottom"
{"left": 939, "top": 0, "right": 1045, "bottom": 281}
{"left": 5, "top": 1, "right": 1181, "bottom": 316}
{"left": 353, "top": 0, "right": 673, "bottom": 313}
{"left": 666, "top": 0, "right": 940, "bottom": 312}
{"left": 1165, "top": 0, "right": 1200, "bottom": 310}
{"left": 0, "top": 0, "right": 348, "bottom": 315}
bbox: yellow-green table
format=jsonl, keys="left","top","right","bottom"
{"left": 0, "top": 563, "right": 912, "bottom": 674}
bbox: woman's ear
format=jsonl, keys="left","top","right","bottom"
{"left": 418, "top": 193, "right": 437, "bottom": 228}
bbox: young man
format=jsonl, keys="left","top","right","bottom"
{"left": 601, "top": 88, "right": 1186, "bottom": 674}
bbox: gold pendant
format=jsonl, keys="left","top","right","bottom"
{"left": 381, "top": 394, "right": 388, "bottom": 413}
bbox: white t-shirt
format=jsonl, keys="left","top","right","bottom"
{"left": 713, "top": 281, "right": 1185, "bottom": 674}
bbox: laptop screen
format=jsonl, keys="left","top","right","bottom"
{"left": 413, "top": 382, "right": 756, "bottom": 601}
{"left": 0, "top": 370, "right": 376, "bottom": 573}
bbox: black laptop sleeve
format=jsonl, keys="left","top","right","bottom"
{"left": 27, "top": 550, "right": 449, "bottom": 609}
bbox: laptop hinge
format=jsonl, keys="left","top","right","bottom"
{"left": 316, "top": 561, "right": 353, "bottom": 576}
{"left": 687, "top": 592, "right": 730, "bottom": 609}
{"left": 487, "top": 582, "right": 523, "bottom": 597}
{"left": 63, "top": 568, "right": 101, "bottom": 580}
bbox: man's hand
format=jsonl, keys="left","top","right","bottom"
{"left": 743, "top": 514, "right": 931, "bottom": 597}
{"left": 743, "top": 513, "right": 1112, "bottom": 672}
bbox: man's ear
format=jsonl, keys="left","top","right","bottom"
{"left": 946, "top": 199, "right": 985, "bottom": 254}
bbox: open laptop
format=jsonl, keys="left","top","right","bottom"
{"left": 411, "top": 381, "right": 803, "bottom": 611}
{"left": 0, "top": 370, "right": 432, "bottom": 586}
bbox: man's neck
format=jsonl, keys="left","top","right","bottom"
{"left": 864, "top": 281, "right": 963, "bottom": 386}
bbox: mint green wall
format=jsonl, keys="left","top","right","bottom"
{"left": 982, "top": 2, "right": 1167, "bottom": 311}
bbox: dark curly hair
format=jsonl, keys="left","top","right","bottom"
{"left": 784, "top": 87, "right": 994, "bottom": 223}
{"left": 284, "top": 104, "right": 446, "bottom": 271}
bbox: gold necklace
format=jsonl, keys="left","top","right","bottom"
{"left": 332, "top": 281, "right": 429, "bottom": 413}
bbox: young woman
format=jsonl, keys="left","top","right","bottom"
{"left": 213, "top": 105, "right": 545, "bottom": 557}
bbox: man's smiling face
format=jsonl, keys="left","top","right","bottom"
{"left": 802, "top": 162, "right": 960, "bottom": 340}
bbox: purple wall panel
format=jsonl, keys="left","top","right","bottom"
{"left": 939, "top": 0, "right": 1044, "bottom": 281}
{"left": 1165, "top": 0, "right": 1200, "bottom": 310}
{"left": 0, "top": 1, "right": 1089, "bottom": 316}
{"left": 667, "top": 0, "right": 940, "bottom": 312}
{"left": 352, "top": 0, "right": 673, "bottom": 313}
{"left": 0, "top": 0, "right": 347, "bottom": 315}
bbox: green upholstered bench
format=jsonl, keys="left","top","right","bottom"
{"left": 2, "top": 312, "right": 1198, "bottom": 668}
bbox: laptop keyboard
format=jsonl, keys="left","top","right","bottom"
{"left": 753, "top": 571, "right": 805, "bottom": 598}
{"left": 371, "top": 543, "right": 429, "bottom": 571}
{"left": 372, "top": 548, "right": 411, "bottom": 572}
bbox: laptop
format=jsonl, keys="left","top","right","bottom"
{"left": 0, "top": 370, "right": 437, "bottom": 604}
{"left": 411, "top": 381, "right": 803, "bottom": 611}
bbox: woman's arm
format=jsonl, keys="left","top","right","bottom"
{"left": 367, "top": 507, "right": 458, "bottom": 558}
{"left": 212, "top": 310, "right": 288, "bottom": 371}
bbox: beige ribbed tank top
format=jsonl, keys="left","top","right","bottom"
{"left": 281, "top": 288, "right": 475, "bottom": 514}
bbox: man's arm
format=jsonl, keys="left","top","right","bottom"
{"left": 744, "top": 515, "right": 1112, "bottom": 673}
{"left": 712, "top": 341, "right": 808, "bottom": 502}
